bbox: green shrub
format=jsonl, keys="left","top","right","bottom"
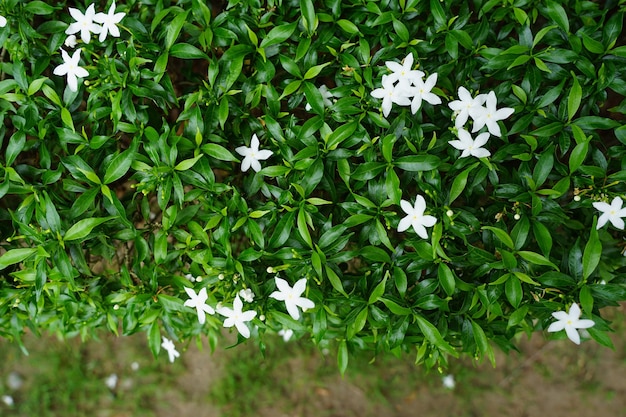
{"left": 1, "top": 0, "right": 625, "bottom": 371}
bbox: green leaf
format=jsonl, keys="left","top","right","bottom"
{"left": 0, "top": 248, "right": 38, "bottom": 270}
{"left": 326, "top": 266, "right": 348, "bottom": 297}
{"left": 517, "top": 251, "right": 559, "bottom": 270}
{"left": 170, "top": 43, "right": 208, "bottom": 59}
{"left": 471, "top": 320, "right": 495, "bottom": 366}
{"left": 202, "top": 143, "right": 238, "bottom": 162}
{"left": 338, "top": 340, "right": 348, "bottom": 376}
{"left": 505, "top": 276, "right": 522, "bottom": 308}
{"left": 449, "top": 163, "right": 477, "bottom": 203}
{"left": 337, "top": 19, "right": 359, "bottom": 35}
{"left": 587, "top": 327, "right": 614, "bottom": 349}
{"left": 429, "top": 0, "right": 446, "bottom": 30}
{"left": 368, "top": 275, "right": 387, "bottom": 305}
{"left": 544, "top": 1, "right": 569, "bottom": 33}
{"left": 147, "top": 321, "right": 161, "bottom": 358}
{"left": 380, "top": 298, "right": 412, "bottom": 315}
{"left": 394, "top": 155, "right": 440, "bottom": 172}
{"left": 415, "top": 315, "right": 457, "bottom": 356}
{"left": 24, "top": 1, "right": 56, "bottom": 14}
{"left": 300, "top": 0, "right": 317, "bottom": 35}
{"left": 482, "top": 226, "right": 515, "bottom": 250}
{"left": 165, "top": 10, "right": 190, "bottom": 49}
{"left": 326, "top": 121, "right": 358, "bottom": 151}
{"left": 303, "top": 62, "right": 331, "bottom": 80}
{"left": 104, "top": 148, "right": 135, "bottom": 184}
{"left": 569, "top": 141, "right": 588, "bottom": 173}
{"left": 437, "top": 263, "right": 456, "bottom": 296}
{"left": 260, "top": 21, "right": 298, "bottom": 48}
{"left": 64, "top": 217, "right": 113, "bottom": 241}
{"left": 532, "top": 221, "right": 553, "bottom": 256}
{"left": 579, "top": 285, "right": 594, "bottom": 315}
{"left": 582, "top": 220, "right": 601, "bottom": 280}
{"left": 174, "top": 155, "right": 203, "bottom": 171}
{"left": 567, "top": 73, "right": 582, "bottom": 121}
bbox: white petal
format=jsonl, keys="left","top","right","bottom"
{"left": 547, "top": 321, "right": 565, "bottom": 332}
{"left": 565, "top": 326, "right": 581, "bottom": 344}
{"left": 609, "top": 216, "right": 625, "bottom": 230}
{"left": 240, "top": 156, "right": 251, "bottom": 172}
{"left": 400, "top": 199, "right": 413, "bottom": 215}
{"left": 293, "top": 278, "right": 307, "bottom": 296}
{"left": 413, "top": 195, "right": 426, "bottom": 214}
{"left": 250, "top": 159, "right": 262, "bottom": 172}
{"left": 568, "top": 303, "right": 581, "bottom": 318}
{"left": 296, "top": 297, "right": 315, "bottom": 310}
{"left": 421, "top": 215, "right": 437, "bottom": 227}
{"left": 250, "top": 133, "right": 260, "bottom": 150}
{"left": 256, "top": 149, "right": 273, "bottom": 160}
{"left": 397, "top": 216, "right": 412, "bottom": 232}
{"left": 575, "top": 319, "right": 595, "bottom": 329}
{"left": 413, "top": 223, "right": 428, "bottom": 239}
{"left": 286, "top": 301, "right": 301, "bottom": 320}
{"left": 471, "top": 148, "right": 491, "bottom": 158}
{"left": 235, "top": 321, "right": 251, "bottom": 338}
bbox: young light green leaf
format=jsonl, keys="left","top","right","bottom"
{"left": 64, "top": 217, "right": 114, "bottom": 241}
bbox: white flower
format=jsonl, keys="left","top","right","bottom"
{"left": 53, "top": 49, "right": 89, "bottom": 92}
{"left": 161, "top": 336, "right": 180, "bottom": 363}
{"left": 448, "top": 86, "right": 487, "bottom": 129}
{"left": 184, "top": 273, "right": 196, "bottom": 282}
{"left": 370, "top": 74, "right": 412, "bottom": 118}
{"left": 449, "top": 128, "right": 491, "bottom": 158}
{"left": 0, "top": 15, "right": 7, "bottom": 28}
{"left": 547, "top": 303, "right": 594, "bottom": 345}
{"left": 442, "top": 374, "right": 455, "bottom": 389}
{"left": 1, "top": 395, "right": 14, "bottom": 407}
{"left": 235, "top": 133, "right": 273, "bottom": 172}
{"left": 397, "top": 195, "right": 437, "bottom": 239}
{"left": 469, "top": 91, "right": 514, "bottom": 137}
{"left": 269, "top": 277, "right": 315, "bottom": 320}
{"left": 64, "top": 35, "right": 77, "bottom": 48}
{"left": 104, "top": 373, "right": 118, "bottom": 389}
{"left": 93, "top": 2, "right": 125, "bottom": 42}
{"left": 407, "top": 73, "right": 441, "bottom": 114}
{"left": 305, "top": 85, "right": 334, "bottom": 111}
{"left": 183, "top": 287, "right": 215, "bottom": 325}
{"left": 217, "top": 295, "right": 257, "bottom": 338}
{"left": 65, "top": 4, "right": 101, "bottom": 44}
{"left": 278, "top": 328, "right": 293, "bottom": 342}
{"left": 592, "top": 196, "right": 626, "bottom": 230}
{"left": 238, "top": 288, "right": 255, "bottom": 303}
{"left": 384, "top": 52, "right": 424, "bottom": 87}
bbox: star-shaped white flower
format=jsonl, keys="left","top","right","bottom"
{"left": 407, "top": 73, "right": 442, "bottom": 114}
{"left": 278, "top": 328, "right": 294, "bottom": 342}
{"left": 64, "top": 35, "right": 78, "bottom": 48}
{"left": 547, "top": 303, "right": 594, "bottom": 345}
{"left": 448, "top": 86, "right": 487, "bottom": 129}
{"left": 235, "top": 133, "right": 273, "bottom": 172}
{"left": 161, "top": 336, "right": 180, "bottom": 363}
{"left": 397, "top": 195, "right": 437, "bottom": 239}
{"left": 53, "top": 49, "right": 89, "bottom": 92}
{"left": 449, "top": 128, "right": 491, "bottom": 158}
{"left": 269, "top": 277, "right": 315, "bottom": 320}
{"left": 94, "top": 2, "right": 125, "bottom": 42}
{"left": 0, "top": 15, "right": 7, "bottom": 28}
{"left": 593, "top": 196, "right": 626, "bottom": 229}
{"left": 305, "top": 85, "right": 334, "bottom": 111}
{"left": 65, "top": 4, "right": 102, "bottom": 44}
{"left": 183, "top": 287, "right": 215, "bottom": 325}
{"left": 238, "top": 288, "right": 255, "bottom": 303}
{"left": 469, "top": 91, "right": 514, "bottom": 137}
{"left": 370, "top": 74, "right": 412, "bottom": 118}
{"left": 384, "top": 52, "right": 425, "bottom": 87}
{"left": 217, "top": 295, "right": 257, "bottom": 338}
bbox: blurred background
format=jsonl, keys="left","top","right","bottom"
{"left": 1, "top": 303, "right": 625, "bottom": 417}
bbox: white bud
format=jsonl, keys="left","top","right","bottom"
{"left": 514, "top": 214, "right": 521, "bottom": 220}
{"left": 573, "top": 195, "right": 581, "bottom": 202}
{"left": 446, "top": 209, "right": 453, "bottom": 217}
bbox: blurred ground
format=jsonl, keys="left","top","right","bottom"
{"left": 1, "top": 304, "right": 625, "bottom": 417}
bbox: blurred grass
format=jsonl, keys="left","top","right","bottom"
{"left": 2, "top": 305, "right": 626, "bottom": 417}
